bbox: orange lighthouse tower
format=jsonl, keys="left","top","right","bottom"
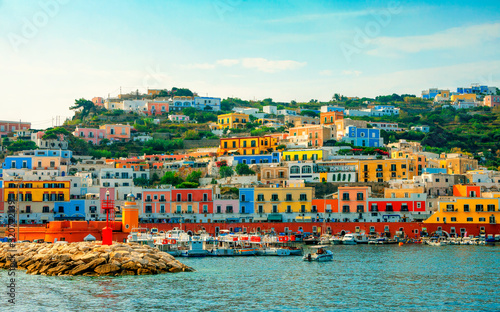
{"left": 122, "top": 193, "right": 139, "bottom": 233}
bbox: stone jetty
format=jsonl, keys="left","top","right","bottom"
{"left": 0, "top": 242, "right": 194, "bottom": 276}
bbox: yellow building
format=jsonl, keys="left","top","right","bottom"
{"left": 254, "top": 185, "right": 313, "bottom": 214}
{"left": 450, "top": 94, "right": 477, "bottom": 102}
{"left": 283, "top": 149, "right": 323, "bottom": 161}
{"left": 427, "top": 154, "right": 478, "bottom": 174}
{"left": 358, "top": 159, "right": 417, "bottom": 182}
{"left": 391, "top": 151, "right": 427, "bottom": 175}
{"left": 4, "top": 181, "right": 70, "bottom": 202}
{"left": 384, "top": 187, "right": 425, "bottom": 199}
{"left": 217, "top": 113, "right": 250, "bottom": 129}
{"left": 425, "top": 197, "right": 499, "bottom": 224}
{"left": 217, "top": 135, "right": 279, "bottom": 156}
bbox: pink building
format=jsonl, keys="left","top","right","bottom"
{"left": 143, "top": 190, "right": 171, "bottom": 214}
{"left": 0, "top": 120, "right": 31, "bottom": 137}
{"left": 213, "top": 199, "right": 239, "bottom": 214}
{"left": 338, "top": 186, "right": 370, "bottom": 213}
{"left": 147, "top": 102, "right": 169, "bottom": 116}
{"left": 73, "top": 127, "right": 106, "bottom": 145}
{"left": 483, "top": 95, "right": 500, "bottom": 108}
{"left": 92, "top": 97, "right": 105, "bottom": 107}
{"left": 99, "top": 124, "right": 132, "bottom": 142}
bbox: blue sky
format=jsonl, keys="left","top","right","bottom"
{"left": 1, "top": 0, "right": 499, "bottom": 128}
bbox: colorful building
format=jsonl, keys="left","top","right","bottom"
{"left": 216, "top": 113, "right": 249, "bottom": 129}
{"left": 320, "top": 111, "right": 343, "bottom": 125}
{"left": 0, "top": 120, "right": 31, "bottom": 137}
{"left": 171, "top": 188, "right": 213, "bottom": 215}
{"left": 254, "top": 184, "right": 313, "bottom": 215}
{"left": 217, "top": 135, "right": 279, "bottom": 156}
{"left": 234, "top": 152, "right": 281, "bottom": 165}
{"left": 73, "top": 127, "right": 106, "bottom": 145}
{"left": 342, "top": 126, "right": 383, "bottom": 147}
{"left": 99, "top": 124, "right": 132, "bottom": 142}
{"left": 450, "top": 93, "right": 477, "bottom": 102}
{"left": 288, "top": 125, "right": 336, "bottom": 147}
{"left": 483, "top": 95, "right": 500, "bottom": 108}
{"left": 143, "top": 189, "right": 171, "bottom": 215}
{"left": 358, "top": 158, "right": 417, "bottom": 182}
{"left": 239, "top": 188, "right": 255, "bottom": 215}
{"left": 283, "top": 149, "right": 323, "bottom": 161}
{"left": 168, "top": 115, "right": 190, "bottom": 122}
{"left": 147, "top": 101, "right": 169, "bottom": 116}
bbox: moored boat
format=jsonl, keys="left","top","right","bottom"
{"left": 303, "top": 246, "right": 333, "bottom": 262}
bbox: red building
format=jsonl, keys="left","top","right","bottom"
{"left": 143, "top": 189, "right": 171, "bottom": 214}
{"left": 0, "top": 120, "right": 31, "bottom": 137}
{"left": 368, "top": 194, "right": 427, "bottom": 213}
{"left": 171, "top": 188, "right": 213, "bottom": 214}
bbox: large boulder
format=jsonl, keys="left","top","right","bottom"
{"left": 94, "top": 264, "right": 120, "bottom": 275}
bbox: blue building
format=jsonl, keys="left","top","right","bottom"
{"left": 2, "top": 156, "right": 33, "bottom": 169}
{"left": 26, "top": 149, "right": 72, "bottom": 159}
{"left": 239, "top": 188, "right": 255, "bottom": 215}
{"left": 342, "top": 126, "right": 383, "bottom": 147}
{"left": 321, "top": 106, "right": 345, "bottom": 113}
{"left": 234, "top": 152, "right": 280, "bottom": 165}
{"left": 457, "top": 85, "right": 489, "bottom": 95}
{"left": 53, "top": 199, "right": 86, "bottom": 220}
{"left": 423, "top": 168, "right": 447, "bottom": 174}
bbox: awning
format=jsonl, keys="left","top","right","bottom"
{"left": 295, "top": 216, "right": 312, "bottom": 222}
{"left": 253, "top": 217, "right": 267, "bottom": 221}
{"left": 40, "top": 216, "right": 49, "bottom": 221}
{"left": 212, "top": 217, "right": 226, "bottom": 221}
{"left": 267, "top": 214, "right": 283, "bottom": 222}
{"left": 226, "top": 218, "right": 240, "bottom": 222}
{"left": 228, "top": 149, "right": 238, "bottom": 153}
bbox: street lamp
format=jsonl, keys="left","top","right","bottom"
{"left": 15, "top": 176, "right": 22, "bottom": 241}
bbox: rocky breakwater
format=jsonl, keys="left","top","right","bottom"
{"left": 0, "top": 242, "right": 194, "bottom": 276}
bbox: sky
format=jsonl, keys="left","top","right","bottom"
{"left": 1, "top": 0, "right": 500, "bottom": 129}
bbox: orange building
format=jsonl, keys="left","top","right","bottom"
{"left": 312, "top": 198, "right": 339, "bottom": 213}
{"left": 320, "top": 111, "right": 343, "bottom": 125}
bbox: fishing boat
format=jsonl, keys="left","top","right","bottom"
{"left": 302, "top": 246, "right": 333, "bottom": 262}
{"left": 303, "top": 235, "right": 320, "bottom": 245}
{"left": 342, "top": 233, "right": 357, "bottom": 245}
{"left": 179, "top": 236, "right": 210, "bottom": 257}
{"left": 155, "top": 238, "right": 181, "bottom": 257}
{"left": 127, "top": 228, "right": 155, "bottom": 247}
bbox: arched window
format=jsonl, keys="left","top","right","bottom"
{"left": 290, "top": 166, "right": 300, "bottom": 174}
{"left": 302, "top": 166, "right": 312, "bottom": 174}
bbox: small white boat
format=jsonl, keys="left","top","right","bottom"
{"left": 342, "top": 233, "right": 357, "bottom": 245}
{"left": 179, "top": 237, "right": 210, "bottom": 257}
{"left": 303, "top": 246, "right": 333, "bottom": 262}
{"left": 319, "top": 234, "right": 332, "bottom": 245}
{"left": 329, "top": 236, "right": 342, "bottom": 245}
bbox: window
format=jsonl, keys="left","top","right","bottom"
{"left": 257, "top": 194, "right": 264, "bottom": 201}
{"left": 356, "top": 205, "right": 364, "bottom": 213}
{"left": 479, "top": 217, "right": 486, "bottom": 222}
{"left": 401, "top": 204, "right": 408, "bottom": 212}
{"left": 299, "top": 194, "right": 307, "bottom": 201}
{"left": 241, "top": 194, "right": 246, "bottom": 202}
{"left": 271, "top": 194, "right": 279, "bottom": 201}
{"left": 463, "top": 204, "right": 469, "bottom": 212}
{"left": 356, "top": 193, "right": 363, "bottom": 200}
{"left": 160, "top": 205, "right": 165, "bottom": 213}
{"left": 342, "top": 193, "right": 349, "bottom": 200}
{"left": 290, "top": 166, "right": 300, "bottom": 174}
{"left": 258, "top": 205, "right": 263, "bottom": 213}
{"left": 386, "top": 204, "right": 393, "bottom": 212}
{"left": 342, "top": 205, "right": 350, "bottom": 213}
{"left": 416, "top": 202, "right": 421, "bottom": 209}
{"left": 145, "top": 205, "right": 152, "bottom": 213}
{"left": 446, "top": 204, "right": 454, "bottom": 212}
{"left": 475, "top": 205, "right": 484, "bottom": 212}
{"left": 451, "top": 217, "right": 456, "bottom": 222}
{"left": 176, "top": 205, "right": 181, "bottom": 213}
{"left": 286, "top": 194, "right": 292, "bottom": 201}
{"left": 187, "top": 194, "right": 192, "bottom": 202}
{"left": 216, "top": 206, "right": 221, "bottom": 213}
{"left": 312, "top": 205, "right": 317, "bottom": 212}
{"left": 203, "top": 193, "right": 208, "bottom": 201}
{"left": 272, "top": 205, "right": 278, "bottom": 213}
{"left": 176, "top": 194, "right": 181, "bottom": 201}
{"left": 487, "top": 204, "right": 495, "bottom": 212}
{"left": 286, "top": 206, "right": 292, "bottom": 213}
{"left": 302, "top": 166, "right": 312, "bottom": 174}
{"left": 203, "top": 205, "right": 208, "bottom": 213}
{"left": 227, "top": 206, "right": 233, "bottom": 213}
{"left": 300, "top": 205, "right": 306, "bottom": 213}
{"left": 370, "top": 204, "right": 378, "bottom": 212}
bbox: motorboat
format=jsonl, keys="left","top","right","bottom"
{"left": 282, "top": 246, "right": 303, "bottom": 256}
{"left": 179, "top": 236, "right": 210, "bottom": 257}
{"left": 303, "top": 235, "right": 320, "bottom": 245}
{"left": 353, "top": 232, "right": 370, "bottom": 244}
{"left": 342, "top": 233, "right": 357, "bottom": 245}
{"left": 127, "top": 228, "right": 155, "bottom": 247}
{"left": 319, "top": 234, "right": 332, "bottom": 245}
{"left": 155, "top": 238, "right": 181, "bottom": 257}
{"left": 303, "top": 246, "right": 333, "bottom": 262}
{"left": 329, "top": 236, "right": 343, "bottom": 245}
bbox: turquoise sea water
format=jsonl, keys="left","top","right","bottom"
{"left": 3, "top": 245, "right": 500, "bottom": 312}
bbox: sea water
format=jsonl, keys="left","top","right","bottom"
{"left": 4, "top": 245, "right": 499, "bottom": 311}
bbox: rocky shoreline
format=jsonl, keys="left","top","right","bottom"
{"left": 0, "top": 242, "right": 194, "bottom": 276}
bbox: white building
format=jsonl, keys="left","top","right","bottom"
{"left": 194, "top": 97, "right": 221, "bottom": 111}
{"left": 263, "top": 106, "right": 277, "bottom": 114}
{"left": 277, "top": 109, "right": 297, "bottom": 116}
{"left": 368, "top": 122, "right": 403, "bottom": 132}
{"left": 411, "top": 125, "right": 430, "bottom": 133}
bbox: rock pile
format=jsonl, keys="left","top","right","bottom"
{"left": 0, "top": 242, "right": 194, "bottom": 276}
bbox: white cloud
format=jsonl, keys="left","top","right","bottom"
{"left": 180, "top": 63, "right": 216, "bottom": 70}
{"left": 181, "top": 58, "right": 306, "bottom": 73}
{"left": 216, "top": 59, "right": 240, "bottom": 66}
{"left": 367, "top": 23, "right": 500, "bottom": 56}
{"left": 240, "top": 58, "right": 306, "bottom": 73}
{"left": 342, "top": 70, "right": 362, "bottom": 76}
{"left": 319, "top": 70, "right": 333, "bottom": 76}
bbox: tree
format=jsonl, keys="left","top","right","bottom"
{"left": 235, "top": 163, "right": 255, "bottom": 175}
{"left": 6, "top": 140, "right": 37, "bottom": 152}
{"left": 175, "top": 181, "right": 199, "bottom": 188}
{"left": 70, "top": 98, "right": 95, "bottom": 120}
{"left": 186, "top": 170, "right": 202, "bottom": 184}
{"left": 160, "top": 172, "right": 183, "bottom": 185}
{"left": 133, "top": 177, "right": 150, "bottom": 187}
{"left": 184, "top": 130, "right": 200, "bottom": 140}
{"left": 300, "top": 110, "right": 319, "bottom": 118}
{"left": 219, "top": 166, "right": 234, "bottom": 178}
